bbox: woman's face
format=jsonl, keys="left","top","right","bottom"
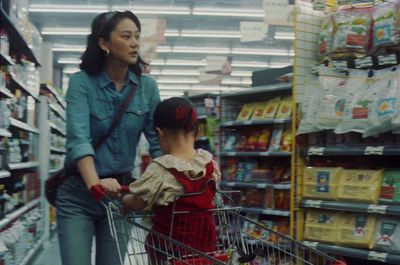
{"left": 105, "top": 18, "right": 140, "bottom": 65}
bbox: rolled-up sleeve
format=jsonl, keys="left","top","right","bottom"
{"left": 65, "top": 73, "right": 95, "bottom": 167}
{"left": 142, "top": 77, "right": 163, "bottom": 158}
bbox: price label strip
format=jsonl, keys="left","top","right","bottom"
{"left": 303, "top": 241, "right": 319, "bottom": 249}
{"left": 355, "top": 56, "right": 373, "bottom": 68}
{"left": 304, "top": 200, "right": 323, "bottom": 208}
{"left": 368, "top": 251, "right": 388, "bottom": 263}
{"left": 378, "top": 54, "right": 397, "bottom": 66}
{"left": 367, "top": 205, "right": 388, "bottom": 214}
{"left": 365, "top": 146, "right": 384, "bottom": 155}
{"left": 308, "top": 147, "right": 325, "bottom": 156}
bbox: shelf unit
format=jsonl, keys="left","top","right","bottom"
{"left": 293, "top": 1, "right": 400, "bottom": 264}
{"left": 218, "top": 84, "right": 293, "bottom": 228}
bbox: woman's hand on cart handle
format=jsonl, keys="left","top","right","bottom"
{"left": 90, "top": 183, "right": 130, "bottom": 200}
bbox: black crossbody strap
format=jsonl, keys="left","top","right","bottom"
{"left": 93, "top": 82, "right": 138, "bottom": 149}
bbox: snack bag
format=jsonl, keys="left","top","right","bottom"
{"left": 374, "top": 217, "right": 400, "bottom": 254}
{"left": 251, "top": 102, "right": 268, "bottom": 120}
{"left": 372, "top": 1, "right": 399, "bottom": 50}
{"left": 223, "top": 159, "right": 238, "bottom": 181}
{"left": 316, "top": 67, "right": 348, "bottom": 130}
{"left": 275, "top": 96, "right": 292, "bottom": 119}
{"left": 236, "top": 103, "right": 256, "bottom": 121}
{"left": 223, "top": 133, "right": 237, "bottom": 151}
{"left": 335, "top": 69, "right": 375, "bottom": 134}
{"left": 318, "top": 15, "right": 334, "bottom": 60}
{"left": 280, "top": 129, "right": 292, "bottom": 152}
{"left": 380, "top": 170, "right": 400, "bottom": 204}
{"left": 256, "top": 128, "right": 272, "bottom": 151}
{"left": 268, "top": 126, "right": 284, "bottom": 152}
{"left": 244, "top": 130, "right": 260, "bottom": 151}
{"left": 304, "top": 210, "right": 340, "bottom": 244}
{"left": 235, "top": 133, "right": 248, "bottom": 151}
{"left": 298, "top": 78, "right": 322, "bottom": 134}
{"left": 331, "top": 7, "right": 372, "bottom": 59}
{"left": 337, "top": 213, "right": 377, "bottom": 249}
{"left": 236, "top": 162, "right": 246, "bottom": 182}
{"left": 243, "top": 162, "right": 256, "bottom": 182}
{"left": 337, "top": 169, "right": 384, "bottom": 204}
{"left": 364, "top": 67, "right": 400, "bottom": 137}
{"left": 261, "top": 97, "right": 281, "bottom": 119}
{"left": 303, "top": 167, "right": 342, "bottom": 200}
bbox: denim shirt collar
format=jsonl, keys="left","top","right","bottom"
{"left": 97, "top": 70, "right": 139, "bottom": 89}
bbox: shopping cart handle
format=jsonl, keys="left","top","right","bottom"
{"left": 90, "top": 185, "right": 130, "bottom": 201}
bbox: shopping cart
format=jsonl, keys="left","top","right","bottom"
{"left": 92, "top": 184, "right": 346, "bottom": 265}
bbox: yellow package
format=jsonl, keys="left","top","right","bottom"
{"left": 304, "top": 210, "right": 339, "bottom": 244}
{"left": 251, "top": 102, "right": 268, "bottom": 120}
{"left": 337, "top": 169, "right": 384, "bottom": 204}
{"left": 303, "top": 167, "right": 342, "bottom": 200}
{"left": 337, "top": 213, "right": 377, "bottom": 249}
{"left": 275, "top": 96, "right": 293, "bottom": 119}
{"left": 260, "top": 97, "right": 281, "bottom": 119}
{"left": 236, "top": 103, "right": 256, "bottom": 121}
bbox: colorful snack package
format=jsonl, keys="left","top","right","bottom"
{"left": 223, "top": 159, "right": 238, "bottom": 181}
{"left": 331, "top": 7, "right": 372, "bottom": 59}
{"left": 251, "top": 102, "right": 268, "bottom": 120}
{"left": 244, "top": 130, "right": 260, "bottom": 151}
{"left": 236, "top": 162, "right": 246, "bottom": 182}
{"left": 236, "top": 103, "right": 256, "bottom": 121}
{"left": 243, "top": 162, "right": 256, "bottom": 182}
{"left": 304, "top": 210, "right": 340, "bottom": 244}
{"left": 337, "top": 169, "right": 384, "bottom": 204}
{"left": 235, "top": 133, "right": 248, "bottom": 151}
{"left": 268, "top": 126, "right": 284, "bottom": 152}
{"left": 380, "top": 170, "right": 400, "bottom": 204}
{"left": 256, "top": 128, "right": 272, "bottom": 151}
{"left": 337, "top": 213, "right": 377, "bottom": 249}
{"left": 298, "top": 77, "right": 322, "bottom": 134}
{"left": 303, "top": 167, "right": 342, "bottom": 200}
{"left": 372, "top": 1, "right": 399, "bottom": 51}
{"left": 223, "top": 133, "right": 237, "bottom": 151}
{"left": 275, "top": 96, "right": 293, "bottom": 119}
{"left": 261, "top": 97, "right": 281, "bottom": 119}
{"left": 316, "top": 67, "right": 348, "bottom": 130}
{"left": 374, "top": 217, "right": 400, "bottom": 254}
{"left": 280, "top": 129, "right": 292, "bottom": 152}
{"left": 318, "top": 15, "right": 334, "bottom": 60}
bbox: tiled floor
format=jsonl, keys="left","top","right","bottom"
{"left": 31, "top": 234, "right": 62, "bottom": 265}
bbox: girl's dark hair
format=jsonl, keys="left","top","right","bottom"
{"left": 154, "top": 97, "right": 199, "bottom": 133}
{"left": 80, "top": 10, "right": 145, "bottom": 76}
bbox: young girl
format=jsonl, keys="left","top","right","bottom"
{"left": 122, "top": 97, "right": 221, "bottom": 260}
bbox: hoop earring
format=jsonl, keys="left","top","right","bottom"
{"left": 105, "top": 49, "right": 110, "bottom": 55}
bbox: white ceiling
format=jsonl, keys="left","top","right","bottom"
{"left": 28, "top": 0, "right": 294, "bottom": 96}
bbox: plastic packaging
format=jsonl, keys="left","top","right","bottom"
{"left": 318, "top": 15, "right": 334, "bottom": 60}
{"left": 380, "top": 170, "right": 400, "bottom": 204}
{"left": 374, "top": 217, "right": 400, "bottom": 254}
{"left": 303, "top": 167, "right": 342, "bottom": 200}
{"left": 298, "top": 78, "right": 322, "bottom": 134}
{"left": 275, "top": 96, "right": 293, "bottom": 119}
{"left": 372, "top": 1, "right": 399, "bottom": 50}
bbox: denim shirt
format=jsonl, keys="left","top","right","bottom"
{"left": 64, "top": 70, "right": 162, "bottom": 176}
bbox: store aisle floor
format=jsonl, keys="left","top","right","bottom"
{"left": 31, "top": 234, "right": 61, "bottom": 265}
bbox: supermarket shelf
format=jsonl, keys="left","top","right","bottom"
{"left": 0, "top": 86, "right": 14, "bottom": 98}
{"left": 196, "top": 136, "right": 209, "bottom": 141}
{"left": 186, "top": 93, "right": 219, "bottom": 101}
{"left": 301, "top": 199, "right": 400, "bottom": 216}
{"left": 49, "top": 122, "right": 66, "bottom": 136}
{"left": 221, "top": 119, "right": 292, "bottom": 127}
{"left": 0, "top": 198, "right": 40, "bottom": 229}
{"left": 303, "top": 241, "right": 400, "bottom": 264}
{"left": 220, "top": 151, "right": 291, "bottom": 157}
{"left": 42, "top": 84, "right": 66, "bottom": 109}
{"left": 10, "top": 118, "right": 40, "bottom": 134}
{"left": 49, "top": 103, "right": 66, "bottom": 121}
{"left": 221, "top": 181, "right": 291, "bottom": 190}
{"left": 303, "top": 146, "right": 400, "bottom": 156}
{"left": 0, "top": 8, "right": 41, "bottom": 66}
{"left": 0, "top": 170, "right": 11, "bottom": 179}
{"left": 8, "top": 161, "right": 39, "bottom": 170}
{"left": 19, "top": 236, "right": 45, "bottom": 265}
{"left": 241, "top": 207, "right": 290, "bottom": 217}
{"left": 50, "top": 146, "right": 67, "bottom": 154}
{"left": 0, "top": 51, "right": 14, "bottom": 65}
{"left": 0, "top": 128, "right": 12, "bottom": 137}
{"left": 9, "top": 73, "right": 40, "bottom": 101}
{"left": 221, "top": 83, "right": 292, "bottom": 100}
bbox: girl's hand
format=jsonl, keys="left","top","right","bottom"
{"left": 97, "top": 178, "right": 121, "bottom": 196}
{"left": 121, "top": 194, "right": 135, "bottom": 215}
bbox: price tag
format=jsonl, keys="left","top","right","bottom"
{"left": 303, "top": 241, "right": 319, "bottom": 249}
{"left": 243, "top": 120, "right": 252, "bottom": 125}
{"left": 225, "top": 121, "right": 234, "bottom": 126}
{"left": 227, "top": 152, "right": 236, "bottom": 156}
{"left": 355, "top": 56, "right": 373, "bottom": 68}
{"left": 304, "top": 200, "right": 323, "bottom": 208}
{"left": 368, "top": 251, "right": 388, "bottom": 262}
{"left": 308, "top": 147, "right": 325, "bottom": 156}
{"left": 260, "top": 151, "right": 270, "bottom": 156}
{"left": 367, "top": 205, "right": 388, "bottom": 214}
{"left": 365, "top": 146, "right": 384, "bottom": 155}
{"left": 256, "top": 183, "right": 267, "bottom": 188}
{"left": 378, "top": 54, "right": 397, "bottom": 66}
{"left": 332, "top": 60, "right": 348, "bottom": 70}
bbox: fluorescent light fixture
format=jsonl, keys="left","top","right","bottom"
{"left": 274, "top": 32, "right": 295, "bottom": 40}
{"left": 192, "top": 7, "right": 264, "bottom": 18}
{"left": 230, "top": 71, "right": 253, "bottom": 77}
{"left": 172, "top": 46, "right": 230, "bottom": 54}
{"left": 269, "top": 62, "right": 292, "bottom": 68}
{"left": 156, "top": 46, "right": 172, "bottom": 53}
{"left": 221, "top": 78, "right": 252, "bottom": 85}
{"left": 151, "top": 59, "right": 207, "bottom": 67}
{"left": 159, "top": 91, "right": 185, "bottom": 97}
{"left": 41, "top": 27, "right": 90, "bottom": 35}
{"left": 53, "top": 45, "right": 85, "bottom": 52}
{"left": 63, "top": 67, "right": 80, "bottom": 74}
{"left": 158, "top": 85, "right": 240, "bottom": 92}
{"left": 180, "top": 30, "right": 241, "bottom": 38}
{"left": 164, "top": 29, "right": 180, "bottom": 37}
{"left": 114, "top": 5, "right": 191, "bottom": 15}
{"left": 58, "top": 58, "right": 81, "bottom": 64}
{"left": 29, "top": 4, "right": 108, "bottom": 13}
{"left": 231, "top": 61, "right": 269, "bottom": 68}
{"left": 232, "top": 48, "right": 291, "bottom": 56}
{"left": 157, "top": 78, "right": 199, "bottom": 84}
{"left": 151, "top": 69, "right": 200, "bottom": 76}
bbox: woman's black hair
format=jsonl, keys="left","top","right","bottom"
{"left": 154, "top": 97, "right": 199, "bottom": 133}
{"left": 80, "top": 10, "right": 145, "bottom": 76}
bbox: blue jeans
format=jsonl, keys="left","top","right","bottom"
{"left": 56, "top": 175, "right": 127, "bottom": 265}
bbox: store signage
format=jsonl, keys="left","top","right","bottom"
{"left": 240, "top": 21, "right": 268, "bottom": 42}
{"left": 263, "top": 0, "right": 294, "bottom": 26}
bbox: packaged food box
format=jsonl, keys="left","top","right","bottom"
{"left": 303, "top": 167, "right": 342, "bottom": 200}
{"left": 275, "top": 96, "right": 293, "bottom": 119}
{"left": 380, "top": 170, "right": 400, "bottom": 204}
{"left": 337, "top": 213, "right": 377, "bottom": 249}
{"left": 374, "top": 217, "right": 400, "bottom": 254}
{"left": 304, "top": 210, "right": 340, "bottom": 244}
{"left": 260, "top": 97, "right": 281, "bottom": 120}
{"left": 236, "top": 103, "right": 256, "bottom": 121}
{"left": 337, "top": 169, "right": 384, "bottom": 204}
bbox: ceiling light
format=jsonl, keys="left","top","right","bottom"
{"left": 53, "top": 45, "right": 85, "bottom": 52}
{"left": 158, "top": 85, "right": 240, "bottom": 92}
{"left": 159, "top": 91, "right": 185, "bottom": 97}
{"left": 230, "top": 71, "right": 253, "bottom": 77}
{"left": 151, "top": 69, "right": 200, "bottom": 76}
{"left": 156, "top": 46, "right": 172, "bottom": 53}
{"left": 29, "top": 4, "right": 108, "bottom": 13}
{"left": 274, "top": 32, "right": 295, "bottom": 40}
{"left": 157, "top": 78, "right": 199, "bottom": 84}
{"left": 232, "top": 48, "right": 291, "bottom": 56}
{"left": 269, "top": 62, "right": 292, "bottom": 68}
{"left": 221, "top": 78, "right": 252, "bottom": 86}
{"left": 172, "top": 46, "right": 230, "bottom": 54}
{"left": 192, "top": 7, "right": 264, "bottom": 18}
{"left": 41, "top": 27, "right": 90, "bottom": 35}
{"left": 58, "top": 58, "right": 81, "bottom": 64}
{"left": 63, "top": 67, "right": 80, "bottom": 74}
{"left": 164, "top": 29, "right": 180, "bottom": 37}
{"left": 231, "top": 61, "right": 269, "bottom": 68}
{"left": 180, "top": 30, "right": 241, "bottom": 38}
{"left": 114, "top": 5, "right": 191, "bottom": 15}
{"left": 151, "top": 59, "right": 207, "bottom": 67}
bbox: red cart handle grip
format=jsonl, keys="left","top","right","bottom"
{"left": 90, "top": 185, "right": 130, "bottom": 201}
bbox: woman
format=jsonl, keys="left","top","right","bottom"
{"left": 56, "top": 11, "right": 162, "bottom": 265}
